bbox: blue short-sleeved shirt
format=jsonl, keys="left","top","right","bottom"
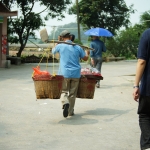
{"left": 137, "top": 28, "right": 150, "bottom": 96}
{"left": 52, "top": 40, "right": 85, "bottom": 78}
{"left": 90, "top": 39, "right": 106, "bottom": 58}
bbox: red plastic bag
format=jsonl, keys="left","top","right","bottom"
{"left": 32, "top": 66, "right": 50, "bottom": 76}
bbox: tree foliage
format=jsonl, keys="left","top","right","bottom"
{"left": 105, "top": 24, "right": 145, "bottom": 58}
{"left": 69, "top": 0, "right": 135, "bottom": 34}
{"left": 105, "top": 10, "right": 150, "bottom": 59}
{"left": 140, "top": 10, "right": 150, "bottom": 29}
{"left": 2, "top": 0, "right": 71, "bottom": 56}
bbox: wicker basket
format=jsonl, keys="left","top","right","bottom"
{"left": 33, "top": 75, "right": 64, "bottom": 99}
{"left": 76, "top": 77, "right": 97, "bottom": 99}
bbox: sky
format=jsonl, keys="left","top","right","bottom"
{"left": 125, "top": 0, "right": 150, "bottom": 24}
{"left": 13, "top": 0, "right": 150, "bottom": 38}
{"left": 39, "top": 0, "right": 150, "bottom": 38}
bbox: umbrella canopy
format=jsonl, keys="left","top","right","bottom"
{"left": 84, "top": 27, "right": 113, "bottom": 37}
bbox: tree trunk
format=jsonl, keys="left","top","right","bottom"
{"left": 16, "top": 46, "right": 24, "bottom": 57}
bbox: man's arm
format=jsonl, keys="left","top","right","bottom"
{"left": 82, "top": 50, "right": 89, "bottom": 61}
{"left": 102, "top": 42, "right": 106, "bottom": 52}
{"left": 133, "top": 59, "right": 146, "bottom": 101}
{"left": 90, "top": 42, "right": 94, "bottom": 57}
{"left": 52, "top": 44, "right": 59, "bottom": 54}
{"left": 89, "top": 42, "right": 95, "bottom": 65}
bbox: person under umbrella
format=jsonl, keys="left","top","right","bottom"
{"left": 70, "top": 34, "right": 75, "bottom": 42}
{"left": 84, "top": 27, "right": 112, "bottom": 88}
{"left": 90, "top": 36, "right": 106, "bottom": 88}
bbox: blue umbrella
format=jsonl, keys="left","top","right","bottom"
{"left": 84, "top": 27, "right": 113, "bottom": 37}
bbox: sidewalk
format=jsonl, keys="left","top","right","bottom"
{"left": 0, "top": 60, "right": 140, "bottom": 150}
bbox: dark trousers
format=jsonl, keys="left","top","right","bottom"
{"left": 91, "top": 57, "right": 103, "bottom": 85}
{"left": 138, "top": 96, "right": 150, "bottom": 150}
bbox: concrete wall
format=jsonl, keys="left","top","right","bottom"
{"left": 0, "top": 17, "right": 9, "bottom": 68}
{"left": 0, "top": 23, "right": 2, "bottom": 67}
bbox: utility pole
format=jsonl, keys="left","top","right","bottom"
{"left": 76, "top": 0, "right": 81, "bottom": 41}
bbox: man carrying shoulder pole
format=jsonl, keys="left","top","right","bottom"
{"left": 52, "top": 30, "right": 89, "bottom": 118}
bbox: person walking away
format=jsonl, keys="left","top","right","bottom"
{"left": 52, "top": 30, "right": 89, "bottom": 118}
{"left": 70, "top": 34, "right": 75, "bottom": 42}
{"left": 90, "top": 36, "right": 106, "bottom": 88}
{"left": 133, "top": 28, "right": 150, "bottom": 150}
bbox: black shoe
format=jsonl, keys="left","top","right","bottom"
{"left": 63, "top": 104, "right": 69, "bottom": 118}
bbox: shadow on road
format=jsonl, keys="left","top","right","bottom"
{"left": 58, "top": 108, "right": 134, "bottom": 125}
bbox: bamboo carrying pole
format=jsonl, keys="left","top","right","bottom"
{"left": 46, "top": 40, "right": 95, "bottom": 51}
{"left": 40, "top": 28, "right": 95, "bottom": 51}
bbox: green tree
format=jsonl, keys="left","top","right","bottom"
{"left": 104, "top": 10, "right": 150, "bottom": 59}
{"left": 140, "top": 10, "right": 150, "bottom": 29}
{"left": 106, "top": 24, "right": 145, "bottom": 58}
{"left": 69, "top": 0, "right": 134, "bottom": 34}
{"left": 2, "top": 0, "right": 71, "bottom": 57}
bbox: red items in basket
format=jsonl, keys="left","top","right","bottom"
{"left": 81, "top": 68, "right": 103, "bottom": 80}
{"left": 81, "top": 68, "right": 101, "bottom": 76}
{"left": 32, "top": 67, "right": 51, "bottom": 80}
{"left": 33, "top": 66, "right": 50, "bottom": 76}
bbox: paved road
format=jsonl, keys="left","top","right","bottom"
{"left": 0, "top": 60, "right": 140, "bottom": 150}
